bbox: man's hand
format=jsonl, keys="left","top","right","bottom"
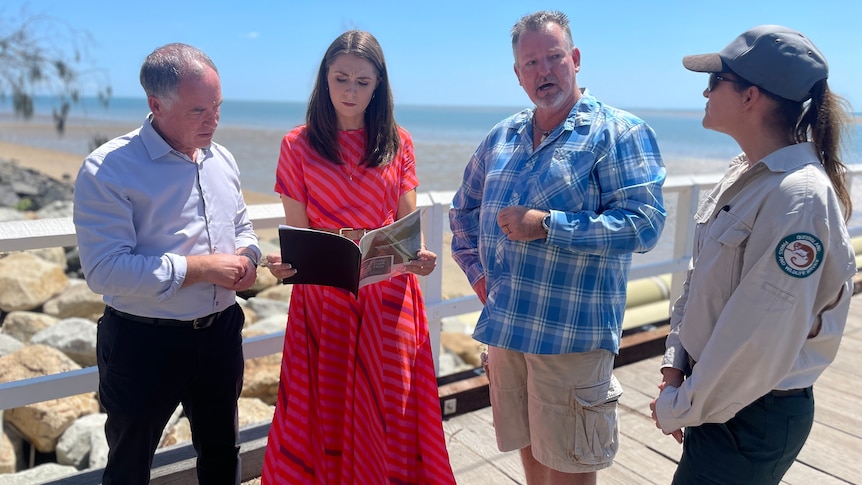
{"left": 184, "top": 253, "right": 256, "bottom": 290}
{"left": 497, "top": 206, "right": 548, "bottom": 241}
{"left": 472, "top": 276, "right": 487, "bottom": 304}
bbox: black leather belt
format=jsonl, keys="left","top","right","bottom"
{"left": 107, "top": 307, "right": 222, "bottom": 330}
{"left": 769, "top": 387, "right": 810, "bottom": 397}
{"left": 688, "top": 356, "right": 809, "bottom": 398}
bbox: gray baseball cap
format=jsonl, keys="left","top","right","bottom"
{"left": 683, "top": 25, "right": 828, "bottom": 102}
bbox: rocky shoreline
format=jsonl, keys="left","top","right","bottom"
{"left": 0, "top": 159, "right": 480, "bottom": 483}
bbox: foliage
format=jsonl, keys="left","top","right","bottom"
{"left": 15, "top": 197, "right": 32, "bottom": 211}
{"left": 88, "top": 134, "right": 110, "bottom": 153}
{"left": 0, "top": 9, "right": 111, "bottom": 134}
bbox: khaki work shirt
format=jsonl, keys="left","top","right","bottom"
{"left": 655, "top": 142, "right": 855, "bottom": 433}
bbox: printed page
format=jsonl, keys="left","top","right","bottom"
{"left": 356, "top": 209, "right": 422, "bottom": 288}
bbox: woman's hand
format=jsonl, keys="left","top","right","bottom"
{"left": 407, "top": 247, "right": 437, "bottom": 276}
{"left": 650, "top": 367, "right": 685, "bottom": 444}
{"left": 263, "top": 252, "right": 298, "bottom": 280}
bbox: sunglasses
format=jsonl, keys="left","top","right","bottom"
{"left": 707, "top": 73, "right": 742, "bottom": 92}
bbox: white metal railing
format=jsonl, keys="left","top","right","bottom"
{"left": 2, "top": 167, "right": 862, "bottom": 411}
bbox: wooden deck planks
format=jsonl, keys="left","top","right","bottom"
{"left": 442, "top": 295, "right": 862, "bottom": 484}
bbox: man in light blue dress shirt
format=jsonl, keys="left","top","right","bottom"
{"left": 73, "top": 43, "right": 262, "bottom": 485}
{"left": 450, "top": 11, "right": 666, "bottom": 484}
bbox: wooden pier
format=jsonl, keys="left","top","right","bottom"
{"left": 442, "top": 293, "right": 862, "bottom": 484}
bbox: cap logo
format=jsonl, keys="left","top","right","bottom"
{"left": 775, "top": 233, "right": 823, "bottom": 278}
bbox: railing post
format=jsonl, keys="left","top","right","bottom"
{"left": 417, "top": 192, "right": 446, "bottom": 375}
{"left": 4, "top": 168, "right": 862, "bottom": 411}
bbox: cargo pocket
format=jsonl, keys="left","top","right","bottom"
{"left": 571, "top": 375, "right": 622, "bottom": 465}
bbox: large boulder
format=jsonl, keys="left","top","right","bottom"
{"left": 0, "top": 462, "right": 77, "bottom": 484}
{"left": 238, "top": 397, "right": 274, "bottom": 428}
{"left": 440, "top": 331, "right": 483, "bottom": 367}
{"left": 88, "top": 425, "right": 109, "bottom": 470}
{"left": 41, "top": 280, "right": 105, "bottom": 321}
{"left": 241, "top": 351, "right": 282, "bottom": 406}
{"left": 244, "top": 297, "right": 289, "bottom": 319}
{"left": 23, "top": 247, "right": 67, "bottom": 269}
{"left": 35, "top": 200, "right": 73, "bottom": 219}
{"left": 30, "top": 319, "right": 98, "bottom": 367}
{"left": 0, "top": 253, "right": 68, "bottom": 312}
{"left": 0, "top": 345, "right": 100, "bottom": 452}
{"left": 1, "top": 423, "right": 25, "bottom": 474}
{"left": 55, "top": 413, "right": 108, "bottom": 469}
{"left": 0, "top": 311, "right": 60, "bottom": 343}
{"left": 160, "top": 417, "right": 191, "bottom": 448}
{"left": 0, "top": 335, "right": 24, "bottom": 358}
{"left": 0, "top": 159, "right": 74, "bottom": 211}
{"left": 0, "top": 427, "right": 15, "bottom": 474}
{"left": 254, "top": 284, "right": 292, "bottom": 304}
{"left": 0, "top": 207, "right": 24, "bottom": 222}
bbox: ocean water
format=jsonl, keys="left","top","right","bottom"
{"left": 2, "top": 96, "right": 860, "bottom": 196}
{"left": 2, "top": 96, "right": 862, "bottom": 267}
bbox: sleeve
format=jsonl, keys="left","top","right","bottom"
{"left": 546, "top": 122, "right": 667, "bottom": 255}
{"left": 655, "top": 188, "right": 834, "bottom": 432}
{"left": 449, "top": 140, "right": 489, "bottom": 287}
{"left": 274, "top": 128, "right": 308, "bottom": 203}
{"left": 73, "top": 153, "right": 185, "bottom": 301}
{"left": 229, "top": 151, "right": 260, "bottom": 260}
{"left": 399, "top": 128, "right": 419, "bottom": 195}
{"left": 662, "top": 263, "right": 694, "bottom": 372}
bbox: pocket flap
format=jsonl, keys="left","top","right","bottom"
{"left": 573, "top": 375, "right": 623, "bottom": 407}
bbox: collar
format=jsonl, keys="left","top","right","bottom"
{"left": 738, "top": 143, "right": 820, "bottom": 174}
{"left": 141, "top": 114, "right": 209, "bottom": 163}
{"left": 514, "top": 88, "right": 597, "bottom": 138}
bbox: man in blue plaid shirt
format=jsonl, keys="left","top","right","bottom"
{"left": 449, "top": 10, "right": 666, "bottom": 484}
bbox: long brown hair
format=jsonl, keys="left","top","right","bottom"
{"left": 732, "top": 76, "right": 853, "bottom": 221}
{"left": 306, "top": 30, "right": 399, "bottom": 168}
{"left": 797, "top": 81, "right": 853, "bottom": 221}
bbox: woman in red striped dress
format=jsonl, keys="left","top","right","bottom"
{"left": 260, "top": 30, "right": 455, "bottom": 484}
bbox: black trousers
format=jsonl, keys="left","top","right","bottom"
{"left": 672, "top": 388, "right": 814, "bottom": 485}
{"left": 97, "top": 303, "right": 245, "bottom": 485}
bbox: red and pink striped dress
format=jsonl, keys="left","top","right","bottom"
{"left": 261, "top": 126, "right": 455, "bottom": 484}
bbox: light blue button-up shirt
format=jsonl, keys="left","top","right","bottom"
{"left": 450, "top": 90, "right": 666, "bottom": 354}
{"left": 73, "top": 115, "right": 259, "bottom": 319}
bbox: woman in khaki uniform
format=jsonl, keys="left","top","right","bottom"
{"left": 649, "top": 25, "right": 856, "bottom": 484}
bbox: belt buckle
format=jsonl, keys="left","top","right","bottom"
{"left": 192, "top": 313, "right": 216, "bottom": 329}
{"left": 338, "top": 228, "right": 367, "bottom": 239}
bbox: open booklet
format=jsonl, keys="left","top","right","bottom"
{"left": 278, "top": 209, "right": 422, "bottom": 296}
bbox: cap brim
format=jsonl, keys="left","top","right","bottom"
{"left": 682, "top": 53, "right": 723, "bottom": 73}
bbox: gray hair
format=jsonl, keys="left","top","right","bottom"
{"left": 511, "top": 10, "right": 574, "bottom": 58}
{"left": 139, "top": 43, "right": 218, "bottom": 103}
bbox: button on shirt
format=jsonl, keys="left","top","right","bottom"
{"left": 450, "top": 90, "right": 666, "bottom": 354}
{"left": 655, "top": 142, "right": 856, "bottom": 433}
{"left": 73, "top": 115, "right": 260, "bottom": 319}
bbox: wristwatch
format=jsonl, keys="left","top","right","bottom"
{"left": 541, "top": 213, "right": 551, "bottom": 234}
{"left": 239, "top": 250, "right": 259, "bottom": 267}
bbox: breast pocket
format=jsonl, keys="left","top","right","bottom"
{"left": 528, "top": 149, "right": 594, "bottom": 210}
{"left": 694, "top": 211, "right": 751, "bottom": 298}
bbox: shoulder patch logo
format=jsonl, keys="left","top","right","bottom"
{"left": 775, "top": 233, "right": 823, "bottom": 278}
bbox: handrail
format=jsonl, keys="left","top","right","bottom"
{"left": 2, "top": 166, "right": 862, "bottom": 410}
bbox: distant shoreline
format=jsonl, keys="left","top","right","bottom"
{"left": 0, "top": 138, "right": 280, "bottom": 207}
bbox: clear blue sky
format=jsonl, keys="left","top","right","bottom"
{"left": 5, "top": 0, "right": 861, "bottom": 111}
